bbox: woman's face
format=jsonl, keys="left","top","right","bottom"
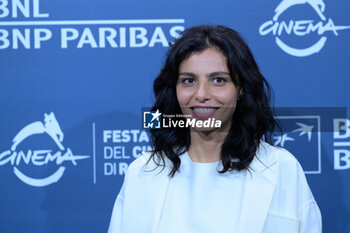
{"left": 176, "top": 48, "right": 240, "bottom": 131}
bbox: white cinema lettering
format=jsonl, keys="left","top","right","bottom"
{"left": 0, "top": 148, "right": 86, "bottom": 166}
{"left": 259, "top": 19, "right": 344, "bottom": 37}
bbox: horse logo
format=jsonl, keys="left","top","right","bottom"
{"left": 11, "top": 112, "right": 64, "bottom": 151}
{"left": 273, "top": 0, "right": 326, "bottom": 21}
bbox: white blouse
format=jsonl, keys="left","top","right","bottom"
{"left": 107, "top": 142, "right": 322, "bottom": 233}
{"left": 157, "top": 152, "right": 245, "bottom": 233}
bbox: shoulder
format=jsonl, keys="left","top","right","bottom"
{"left": 254, "top": 141, "right": 311, "bottom": 194}
{"left": 126, "top": 151, "right": 170, "bottom": 175}
{"left": 257, "top": 141, "right": 298, "bottom": 162}
{"left": 259, "top": 142, "right": 316, "bottom": 198}
{"left": 258, "top": 143, "right": 321, "bottom": 222}
{"left": 254, "top": 141, "right": 303, "bottom": 173}
{"left": 128, "top": 151, "right": 152, "bottom": 170}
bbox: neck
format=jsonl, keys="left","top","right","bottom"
{"left": 187, "top": 129, "right": 229, "bottom": 163}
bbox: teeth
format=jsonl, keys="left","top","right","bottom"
{"left": 193, "top": 108, "right": 216, "bottom": 114}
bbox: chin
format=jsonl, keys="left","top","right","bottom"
{"left": 190, "top": 126, "right": 220, "bottom": 133}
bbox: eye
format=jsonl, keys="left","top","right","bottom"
{"left": 212, "top": 77, "right": 227, "bottom": 86}
{"left": 181, "top": 78, "right": 196, "bottom": 86}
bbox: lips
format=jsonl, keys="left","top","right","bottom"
{"left": 191, "top": 107, "right": 218, "bottom": 119}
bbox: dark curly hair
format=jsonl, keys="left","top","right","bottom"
{"left": 149, "top": 25, "right": 279, "bottom": 177}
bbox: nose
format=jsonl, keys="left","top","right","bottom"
{"left": 195, "top": 82, "right": 211, "bottom": 102}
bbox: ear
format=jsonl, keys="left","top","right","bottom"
{"left": 238, "top": 88, "right": 244, "bottom": 100}
{"left": 44, "top": 113, "right": 48, "bottom": 117}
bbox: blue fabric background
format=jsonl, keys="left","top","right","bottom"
{"left": 1, "top": 0, "right": 349, "bottom": 232}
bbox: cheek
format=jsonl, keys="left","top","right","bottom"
{"left": 215, "top": 88, "right": 239, "bottom": 106}
{"left": 176, "top": 87, "right": 193, "bottom": 106}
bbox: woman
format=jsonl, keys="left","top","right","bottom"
{"left": 108, "top": 25, "right": 322, "bottom": 233}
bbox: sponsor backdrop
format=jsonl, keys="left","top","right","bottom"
{"left": 1, "top": 0, "right": 349, "bottom": 232}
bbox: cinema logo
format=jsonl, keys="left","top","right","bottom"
{"left": 259, "top": 0, "right": 350, "bottom": 57}
{"left": 0, "top": 112, "right": 89, "bottom": 187}
{"left": 143, "top": 110, "right": 222, "bottom": 129}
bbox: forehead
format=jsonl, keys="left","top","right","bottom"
{"left": 179, "top": 48, "right": 229, "bottom": 73}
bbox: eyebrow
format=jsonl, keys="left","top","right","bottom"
{"left": 208, "top": 71, "right": 231, "bottom": 77}
{"left": 179, "top": 71, "right": 231, "bottom": 77}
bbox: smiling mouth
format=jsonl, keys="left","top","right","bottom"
{"left": 191, "top": 107, "right": 218, "bottom": 119}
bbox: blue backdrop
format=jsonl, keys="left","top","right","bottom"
{"left": 1, "top": 0, "right": 350, "bottom": 232}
